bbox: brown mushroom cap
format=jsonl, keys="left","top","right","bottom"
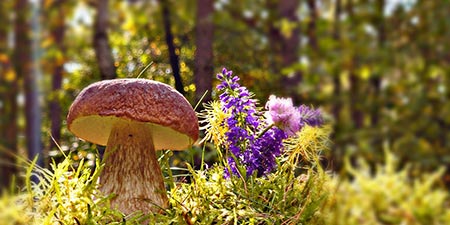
{"left": 67, "top": 79, "right": 199, "bottom": 150}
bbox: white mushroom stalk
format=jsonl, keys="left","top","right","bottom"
{"left": 101, "top": 120, "right": 167, "bottom": 214}
{"left": 67, "top": 79, "right": 199, "bottom": 215}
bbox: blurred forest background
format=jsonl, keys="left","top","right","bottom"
{"left": 0, "top": 0, "right": 449, "bottom": 190}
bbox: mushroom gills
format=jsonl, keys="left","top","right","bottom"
{"left": 69, "top": 115, "right": 194, "bottom": 150}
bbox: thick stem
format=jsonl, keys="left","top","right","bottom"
{"left": 100, "top": 120, "right": 168, "bottom": 215}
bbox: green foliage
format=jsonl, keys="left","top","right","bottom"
{"left": 164, "top": 164, "right": 326, "bottom": 224}
{"left": 0, "top": 156, "right": 138, "bottom": 224}
{"left": 0, "top": 124, "right": 332, "bottom": 225}
{"left": 0, "top": 192, "right": 32, "bottom": 225}
{"left": 161, "top": 126, "right": 331, "bottom": 224}
{"left": 2, "top": 0, "right": 450, "bottom": 224}
{"left": 2, "top": 129, "right": 450, "bottom": 225}
{"left": 321, "top": 151, "right": 450, "bottom": 225}
{"left": 1, "top": 0, "right": 449, "bottom": 181}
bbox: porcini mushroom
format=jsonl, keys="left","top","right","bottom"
{"left": 66, "top": 79, "right": 199, "bottom": 214}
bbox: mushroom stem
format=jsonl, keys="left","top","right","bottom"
{"left": 99, "top": 120, "right": 169, "bottom": 215}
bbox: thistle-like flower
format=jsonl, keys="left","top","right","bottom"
{"left": 265, "top": 95, "right": 323, "bottom": 136}
{"left": 265, "top": 95, "right": 301, "bottom": 136}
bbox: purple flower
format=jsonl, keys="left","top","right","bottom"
{"left": 217, "top": 68, "right": 261, "bottom": 177}
{"left": 249, "top": 127, "right": 287, "bottom": 176}
{"left": 265, "top": 95, "right": 301, "bottom": 136}
{"left": 265, "top": 95, "right": 324, "bottom": 136}
{"left": 217, "top": 68, "right": 287, "bottom": 178}
{"left": 298, "top": 105, "right": 323, "bottom": 127}
{"left": 215, "top": 68, "right": 323, "bottom": 178}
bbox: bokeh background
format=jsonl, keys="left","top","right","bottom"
{"left": 0, "top": 0, "right": 449, "bottom": 190}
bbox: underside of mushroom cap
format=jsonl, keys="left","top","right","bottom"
{"left": 67, "top": 79, "right": 199, "bottom": 150}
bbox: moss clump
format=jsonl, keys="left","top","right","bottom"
{"left": 2, "top": 129, "right": 450, "bottom": 225}
{"left": 147, "top": 125, "right": 332, "bottom": 224}
{"left": 0, "top": 157, "right": 146, "bottom": 224}
{"left": 0, "top": 125, "right": 331, "bottom": 225}
{"left": 321, "top": 150, "right": 450, "bottom": 225}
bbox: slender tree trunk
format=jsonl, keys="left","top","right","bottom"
{"left": 279, "top": 0, "right": 301, "bottom": 103}
{"left": 370, "top": 0, "right": 385, "bottom": 126}
{"left": 349, "top": 72, "right": 363, "bottom": 128}
{"left": 347, "top": 0, "right": 364, "bottom": 129}
{"left": 94, "top": 0, "right": 116, "bottom": 80}
{"left": 29, "top": 1, "right": 43, "bottom": 166}
{"left": 267, "top": 6, "right": 282, "bottom": 80}
{"left": 15, "top": 0, "right": 43, "bottom": 166}
{"left": 48, "top": 1, "right": 66, "bottom": 151}
{"left": 332, "top": 0, "right": 342, "bottom": 121}
{"left": 194, "top": 0, "right": 214, "bottom": 105}
{"left": 0, "top": 0, "right": 17, "bottom": 190}
{"left": 306, "top": 0, "right": 318, "bottom": 52}
{"left": 93, "top": 0, "right": 115, "bottom": 159}
{"left": 267, "top": 0, "right": 301, "bottom": 102}
{"left": 330, "top": 0, "right": 343, "bottom": 171}
{"left": 160, "top": 0, "right": 185, "bottom": 95}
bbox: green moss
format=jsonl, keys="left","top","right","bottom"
{"left": 2, "top": 126, "right": 449, "bottom": 224}
{"left": 321, "top": 150, "right": 450, "bottom": 225}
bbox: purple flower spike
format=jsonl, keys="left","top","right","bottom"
{"left": 214, "top": 68, "right": 323, "bottom": 178}
{"left": 216, "top": 68, "right": 289, "bottom": 178}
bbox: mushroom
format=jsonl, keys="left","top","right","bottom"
{"left": 66, "top": 79, "right": 199, "bottom": 214}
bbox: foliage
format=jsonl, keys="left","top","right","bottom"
{"left": 3, "top": 129, "right": 449, "bottom": 225}
{"left": 154, "top": 69, "right": 331, "bottom": 224}
{"left": 164, "top": 145, "right": 329, "bottom": 224}
{"left": 1, "top": 69, "right": 449, "bottom": 224}
{"left": 0, "top": 0, "right": 449, "bottom": 185}
{"left": 74, "top": 0, "right": 448, "bottom": 181}
{"left": 201, "top": 68, "right": 324, "bottom": 178}
{"left": 1, "top": 0, "right": 450, "bottom": 222}
{"left": 0, "top": 156, "right": 141, "bottom": 225}
{"left": 0, "top": 125, "right": 331, "bottom": 225}
{"left": 321, "top": 150, "right": 450, "bottom": 225}
{"left": 0, "top": 70, "right": 332, "bottom": 224}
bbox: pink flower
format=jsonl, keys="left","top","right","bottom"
{"left": 265, "top": 95, "right": 301, "bottom": 136}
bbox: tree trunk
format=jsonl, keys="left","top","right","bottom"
{"left": 194, "top": 0, "right": 214, "bottom": 105}
{"left": 370, "top": 0, "right": 385, "bottom": 126}
{"left": 0, "top": 0, "right": 17, "bottom": 190}
{"left": 94, "top": 0, "right": 116, "bottom": 80}
{"left": 349, "top": 72, "right": 364, "bottom": 128}
{"left": 15, "top": 0, "right": 43, "bottom": 167}
{"left": 48, "top": 0, "right": 66, "bottom": 152}
{"left": 347, "top": 0, "right": 363, "bottom": 129}
{"left": 160, "top": 0, "right": 185, "bottom": 95}
{"left": 330, "top": 0, "right": 343, "bottom": 171}
{"left": 331, "top": 0, "right": 342, "bottom": 122}
{"left": 278, "top": 0, "right": 301, "bottom": 103}
{"left": 306, "top": 0, "right": 318, "bottom": 52}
